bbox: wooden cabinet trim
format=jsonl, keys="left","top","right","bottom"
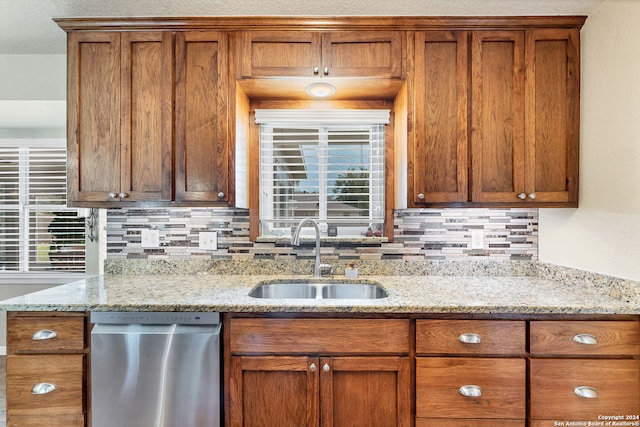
{"left": 55, "top": 16, "right": 587, "bottom": 32}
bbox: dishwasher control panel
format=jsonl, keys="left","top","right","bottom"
{"left": 90, "top": 311, "right": 220, "bottom": 325}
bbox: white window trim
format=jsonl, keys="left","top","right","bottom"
{"left": 0, "top": 138, "right": 87, "bottom": 276}
{"left": 256, "top": 109, "right": 389, "bottom": 238}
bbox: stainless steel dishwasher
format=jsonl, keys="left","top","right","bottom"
{"left": 90, "top": 312, "right": 221, "bottom": 427}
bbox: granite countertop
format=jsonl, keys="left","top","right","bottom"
{"left": 1, "top": 273, "right": 638, "bottom": 315}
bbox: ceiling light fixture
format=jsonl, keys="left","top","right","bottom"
{"left": 305, "top": 83, "right": 336, "bottom": 98}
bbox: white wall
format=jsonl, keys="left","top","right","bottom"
{"left": 539, "top": 0, "right": 640, "bottom": 281}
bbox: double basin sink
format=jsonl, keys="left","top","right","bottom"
{"left": 249, "top": 280, "right": 388, "bottom": 300}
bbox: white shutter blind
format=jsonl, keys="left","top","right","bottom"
{"left": 256, "top": 110, "right": 387, "bottom": 238}
{"left": 0, "top": 143, "right": 86, "bottom": 273}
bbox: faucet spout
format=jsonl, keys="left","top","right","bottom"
{"left": 291, "top": 219, "right": 322, "bottom": 278}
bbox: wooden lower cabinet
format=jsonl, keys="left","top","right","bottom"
{"left": 230, "top": 355, "right": 410, "bottom": 427}
{"left": 6, "top": 312, "right": 88, "bottom": 427}
{"left": 227, "top": 316, "right": 411, "bottom": 427}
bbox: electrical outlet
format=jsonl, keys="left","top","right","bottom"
{"left": 471, "top": 229, "right": 484, "bottom": 249}
{"left": 141, "top": 229, "right": 160, "bottom": 248}
{"left": 199, "top": 231, "right": 218, "bottom": 250}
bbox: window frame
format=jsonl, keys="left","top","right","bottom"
{"left": 248, "top": 103, "right": 395, "bottom": 242}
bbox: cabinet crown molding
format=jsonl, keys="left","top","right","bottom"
{"left": 54, "top": 15, "right": 587, "bottom": 32}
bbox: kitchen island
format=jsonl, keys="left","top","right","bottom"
{"left": 1, "top": 271, "right": 639, "bottom": 427}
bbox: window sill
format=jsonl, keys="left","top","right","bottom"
{"left": 0, "top": 273, "right": 94, "bottom": 286}
{"left": 256, "top": 236, "right": 388, "bottom": 245}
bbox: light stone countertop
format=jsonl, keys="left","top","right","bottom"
{"left": 0, "top": 273, "right": 638, "bottom": 315}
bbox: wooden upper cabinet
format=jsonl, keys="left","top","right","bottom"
{"left": 470, "top": 31, "right": 526, "bottom": 204}
{"left": 120, "top": 32, "right": 173, "bottom": 203}
{"left": 175, "top": 31, "right": 232, "bottom": 204}
{"left": 470, "top": 29, "right": 579, "bottom": 206}
{"left": 240, "top": 30, "right": 403, "bottom": 78}
{"left": 524, "top": 29, "right": 579, "bottom": 205}
{"left": 410, "top": 31, "right": 469, "bottom": 205}
{"left": 67, "top": 31, "right": 173, "bottom": 205}
{"left": 67, "top": 32, "right": 121, "bottom": 204}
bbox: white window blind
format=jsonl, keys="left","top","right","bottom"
{"left": 256, "top": 110, "right": 388, "bottom": 238}
{"left": 0, "top": 141, "right": 86, "bottom": 273}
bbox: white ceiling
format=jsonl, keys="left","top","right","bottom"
{"left": 0, "top": 0, "right": 604, "bottom": 54}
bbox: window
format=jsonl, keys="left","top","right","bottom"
{"left": 0, "top": 140, "right": 86, "bottom": 273}
{"left": 256, "top": 110, "right": 388, "bottom": 238}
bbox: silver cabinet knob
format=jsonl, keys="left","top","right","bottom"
{"left": 323, "top": 67, "right": 329, "bottom": 76}
{"left": 458, "top": 333, "right": 482, "bottom": 344}
{"left": 528, "top": 193, "right": 536, "bottom": 200}
{"left": 518, "top": 193, "right": 526, "bottom": 200}
{"left": 309, "top": 363, "right": 317, "bottom": 372}
{"left": 574, "top": 386, "right": 598, "bottom": 399}
{"left": 32, "top": 382, "right": 56, "bottom": 395}
{"left": 108, "top": 192, "right": 117, "bottom": 199}
{"left": 417, "top": 193, "right": 425, "bottom": 200}
{"left": 32, "top": 330, "right": 57, "bottom": 340}
{"left": 459, "top": 385, "right": 482, "bottom": 397}
{"left": 573, "top": 333, "right": 598, "bottom": 345}
{"left": 313, "top": 66, "right": 319, "bottom": 75}
{"left": 323, "top": 363, "right": 330, "bottom": 372}
{"left": 217, "top": 191, "right": 225, "bottom": 199}
{"left": 119, "top": 192, "right": 127, "bottom": 199}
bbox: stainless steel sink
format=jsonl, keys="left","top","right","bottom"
{"left": 321, "top": 283, "right": 388, "bottom": 299}
{"left": 248, "top": 280, "right": 388, "bottom": 299}
{"left": 248, "top": 282, "right": 318, "bottom": 299}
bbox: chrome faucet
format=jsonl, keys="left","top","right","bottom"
{"left": 291, "top": 219, "right": 322, "bottom": 277}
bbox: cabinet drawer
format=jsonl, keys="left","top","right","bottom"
{"left": 416, "top": 357, "right": 526, "bottom": 419}
{"left": 530, "top": 320, "right": 640, "bottom": 356}
{"left": 6, "top": 354, "right": 84, "bottom": 416}
{"left": 416, "top": 420, "right": 525, "bottom": 427}
{"left": 416, "top": 320, "right": 525, "bottom": 355}
{"left": 7, "top": 315, "right": 85, "bottom": 353}
{"left": 7, "top": 414, "right": 85, "bottom": 427}
{"left": 230, "top": 318, "right": 410, "bottom": 354}
{"left": 530, "top": 359, "right": 640, "bottom": 420}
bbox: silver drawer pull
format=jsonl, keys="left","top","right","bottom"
{"left": 458, "top": 333, "right": 482, "bottom": 344}
{"left": 574, "top": 386, "right": 598, "bottom": 399}
{"left": 459, "top": 385, "right": 482, "bottom": 397}
{"left": 32, "top": 329, "right": 57, "bottom": 340}
{"left": 32, "top": 382, "right": 56, "bottom": 395}
{"left": 573, "top": 333, "right": 598, "bottom": 345}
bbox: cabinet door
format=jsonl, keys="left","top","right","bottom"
{"left": 320, "top": 356, "right": 411, "bottom": 427}
{"left": 229, "top": 356, "right": 319, "bottom": 427}
{"left": 120, "top": 32, "right": 173, "bottom": 202}
{"left": 321, "top": 31, "right": 403, "bottom": 78}
{"left": 411, "top": 31, "right": 469, "bottom": 204}
{"left": 175, "top": 31, "right": 231, "bottom": 203}
{"left": 524, "top": 29, "right": 579, "bottom": 205}
{"left": 471, "top": 31, "right": 526, "bottom": 203}
{"left": 67, "top": 32, "right": 121, "bottom": 204}
{"left": 240, "top": 31, "right": 322, "bottom": 78}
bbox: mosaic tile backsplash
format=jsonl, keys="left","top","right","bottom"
{"left": 106, "top": 207, "right": 538, "bottom": 264}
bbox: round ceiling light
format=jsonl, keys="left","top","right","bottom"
{"left": 305, "top": 83, "right": 336, "bottom": 98}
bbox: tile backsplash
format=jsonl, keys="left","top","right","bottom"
{"left": 106, "top": 207, "right": 538, "bottom": 262}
